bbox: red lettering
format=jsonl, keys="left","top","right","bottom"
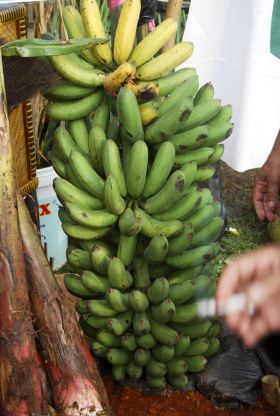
{"left": 39, "top": 203, "right": 51, "bottom": 216}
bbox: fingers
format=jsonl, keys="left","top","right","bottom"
{"left": 253, "top": 177, "right": 267, "bottom": 221}
{"left": 253, "top": 167, "right": 280, "bottom": 222}
{"left": 264, "top": 178, "right": 280, "bottom": 221}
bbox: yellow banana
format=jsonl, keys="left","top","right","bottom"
{"left": 80, "top": 0, "right": 112, "bottom": 65}
{"left": 136, "top": 42, "right": 193, "bottom": 81}
{"left": 139, "top": 102, "right": 159, "bottom": 126}
{"left": 113, "top": 0, "right": 141, "bottom": 65}
{"left": 129, "top": 18, "right": 178, "bottom": 67}
{"left": 104, "top": 61, "right": 136, "bottom": 95}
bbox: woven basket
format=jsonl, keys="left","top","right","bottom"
{"left": 0, "top": 4, "right": 38, "bottom": 195}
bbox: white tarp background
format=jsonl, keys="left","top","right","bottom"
{"left": 180, "top": 0, "right": 280, "bottom": 172}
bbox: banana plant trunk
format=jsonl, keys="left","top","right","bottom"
{"left": 0, "top": 53, "right": 49, "bottom": 415}
{"left": 162, "top": 0, "right": 183, "bottom": 51}
{"left": 17, "top": 191, "right": 114, "bottom": 416}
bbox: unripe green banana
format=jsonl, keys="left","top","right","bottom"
{"left": 135, "top": 208, "right": 183, "bottom": 238}
{"left": 166, "top": 359, "right": 187, "bottom": 376}
{"left": 158, "top": 76, "right": 199, "bottom": 117}
{"left": 169, "top": 125, "right": 209, "bottom": 153}
{"left": 107, "top": 116, "right": 120, "bottom": 141}
{"left": 152, "top": 345, "right": 175, "bottom": 363}
{"left": 148, "top": 312, "right": 179, "bottom": 346}
{"left": 106, "top": 348, "right": 132, "bottom": 365}
{"left": 64, "top": 162, "right": 82, "bottom": 188}
{"left": 104, "top": 175, "right": 126, "bottom": 216}
{"left": 137, "top": 333, "right": 157, "bottom": 349}
{"left": 82, "top": 270, "right": 110, "bottom": 294}
{"left": 78, "top": 239, "right": 115, "bottom": 255}
{"left": 62, "top": 223, "right": 110, "bottom": 240}
{"left": 146, "top": 374, "right": 166, "bottom": 389}
{"left": 174, "top": 335, "right": 191, "bottom": 358}
{"left": 66, "top": 246, "right": 93, "bottom": 271}
{"left": 212, "top": 200, "right": 222, "bottom": 217}
{"left": 177, "top": 99, "right": 221, "bottom": 132}
{"left": 154, "top": 189, "right": 202, "bottom": 221}
{"left": 90, "top": 245, "right": 111, "bottom": 275}
{"left": 121, "top": 333, "right": 137, "bottom": 351}
{"left": 204, "top": 338, "right": 220, "bottom": 357}
{"left": 117, "top": 86, "right": 144, "bottom": 143}
{"left": 151, "top": 299, "right": 176, "bottom": 323}
{"left": 102, "top": 139, "right": 127, "bottom": 197}
{"left": 64, "top": 273, "right": 94, "bottom": 298}
{"left": 184, "top": 337, "right": 209, "bottom": 356}
{"left": 133, "top": 257, "right": 151, "bottom": 289}
{"left": 126, "top": 140, "right": 148, "bottom": 198}
{"left": 165, "top": 243, "right": 220, "bottom": 269}
{"left": 142, "top": 141, "right": 175, "bottom": 199}
{"left": 53, "top": 125, "right": 80, "bottom": 161}
{"left": 174, "top": 147, "right": 215, "bottom": 168}
{"left": 91, "top": 341, "right": 109, "bottom": 357}
{"left": 88, "top": 299, "right": 117, "bottom": 317}
{"left": 109, "top": 229, "right": 131, "bottom": 261}
{"left": 51, "top": 155, "right": 66, "bottom": 179}
{"left": 145, "top": 97, "right": 193, "bottom": 144}
{"left": 147, "top": 277, "right": 170, "bottom": 304}
{"left": 47, "top": 90, "right": 104, "bottom": 121}
{"left": 149, "top": 263, "right": 173, "bottom": 280}
{"left": 119, "top": 207, "right": 141, "bottom": 236}
{"left": 203, "top": 121, "right": 233, "bottom": 147}
{"left": 65, "top": 202, "right": 117, "bottom": 228}
{"left": 183, "top": 355, "right": 207, "bottom": 373}
{"left": 134, "top": 348, "right": 151, "bottom": 366}
{"left": 108, "top": 257, "right": 133, "bottom": 290}
{"left": 171, "top": 302, "right": 198, "bottom": 324}
{"left": 106, "top": 288, "right": 130, "bottom": 312}
{"left": 190, "top": 217, "right": 224, "bottom": 247}
{"left": 133, "top": 311, "right": 151, "bottom": 336}
{"left": 167, "top": 265, "right": 204, "bottom": 285}
{"left": 173, "top": 320, "right": 212, "bottom": 339}
{"left": 112, "top": 365, "right": 126, "bottom": 381}
{"left": 156, "top": 67, "right": 196, "bottom": 96}
{"left": 193, "top": 275, "right": 212, "bottom": 298}
{"left": 197, "top": 188, "right": 213, "bottom": 207}
{"left": 91, "top": 100, "right": 110, "bottom": 131}
{"left": 87, "top": 315, "right": 109, "bottom": 329}
{"left": 193, "top": 82, "right": 215, "bottom": 106}
{"left": 96, "top": 329, "right": 121, "bottom": 347}
{"left": 144, "top": 234, "right": 169, "bottom": 264}
{"left": 88, "top": 125, "right": 106, "bottom": 176}
{"left": 183, "top": 203, "right": 214, "bottom": 234}
{"left": 76, "top": 300, "right": 88, "bottom": 314}
{"left": 205, "top": 322, "right": 222, "bottom": 338}
{"left": 107, "top": 311, "right": 133, "bottom": 336}
{"left": 205, "top": 144, "right": 224, "bottom": 165}
{"left": 58, "top": 207, "right": 74, "bottom": 225}
{"left": 126, "top": 361, "right": 143, "bottom": 380}
{"left": 168, "top": 222, "right": 194, "bottom": 255}
{"left": 68, "top": 118, "right": 89, "bottom": 154}
{"left": 142, "top": 170, "right": 185, "bottom": 215}
{"left": 167, "top": 374, "right": 189, "bottom": 390}
{"left": 194, "top": 166, "right": 216, "bottom": 182}
{"left": 179, "top": 161, "right": 198, "bottom": 190}
{"left": 146, "top": 358, "right": 167, "bottom": 377}
{"left": 46, "top": 80, "right": 96, "bottom": 101}
{"left": 209, "top": 104, "right": 232, "bottom": 124}
{"left": 129, "top": 290, "right": 149, "bottom": 312}
{"left": 169, "top": 279, "right": 194, "bottom": 305}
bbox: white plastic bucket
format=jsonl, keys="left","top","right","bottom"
{"left": 36, "top": 166, "right": 67, "bottom": 269}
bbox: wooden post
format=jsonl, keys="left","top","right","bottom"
{"left": 162, "top": 0, "right": 183, "bottom": 51}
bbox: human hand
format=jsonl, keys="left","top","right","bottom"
{"left": 216, "top": 245, "right": 280, "bottom": 347}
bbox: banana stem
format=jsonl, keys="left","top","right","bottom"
{"left": 162, "top": 0, "right": 183, "bottom": 51}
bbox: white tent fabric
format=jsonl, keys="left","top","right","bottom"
{"left": 180, "top": 0, "right": 280, "bottom": 172}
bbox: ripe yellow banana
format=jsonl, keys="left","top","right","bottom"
{"left": 136, "top": 42, "right": 194, "bottom": 81}
{"left": 80, "top": 0, "right": 112, "bottom": 65}
{"left": 113, "top": 0, "right": 141, "bottom": 65}
{"left": 129, "top": 18, "right": 178, "bottom": 67}
{"left": 139, "top": 102, "right": 159, "bottom": 126}
{"left": 104, "top": 62, "right": 136, "bottom": 95}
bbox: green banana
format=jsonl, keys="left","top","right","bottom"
{"left": 46, "top": 80, "right": 96, "bottom": 101}
{"left": 129, "top": 290, "right": 149, "bottom": 312}
{"left": 177, "top": 99, "right": 221, "bottom": 132}
{"left": 169, "top": 125, "right": 209, "bottom": 153}
{"left": 102, "top": 139, "right": 127, "bottom": 197}
{"left": 167, "top": 374, "right": 188, "bottom": 390}
{"left": 173, "top": 320, "right": 212, "bottom": 339}
{"left": 88, "top": 125, "right": 106, "bottom": 175}
{"left": 165, "top": 243, "right": 220, "bottom": 269}
{"left": 66, "top": 246, "right": 93, "bottom": 271}
{"left": 193, "top": 275, "right": 212, "bottom": 298}
{"left": 209, "top": 104, "right": 232, "bottom": 124}
{"left": 166, "top": 359, "right": 187, "bottom": 376}
{"left": 171, "top": 302, "right": 198, "bottom": 324}
{"left": 179, "top": 161, "right": 198, "bottom": 189}
{"left": 174, "top": 147, "right": 215, "bottom": 168}
{"left": 157, "top": 67, "right": 197, "bottom": 96}
{"left": 108, "top": 257, "right": 133, "bottom": 290}
{"left": 147, "top": 277, "right": 170, "bottom": 304}
{"left": 51, "top": 155, "right": 66, "bottom": 179}
{"left": 134, "top": 348, "right": 151, "bottom": 366}
{"left": 169, "top": 279, "right": 194, "bottom": 305}
{"left": 104, "top": 175, "right": 126, "bottom": 215}
{"left": 145, "top": 97, "right": 193, "bottom": 144}
{"left": 107, "top": 116, "right": 120, "bottom": 141}
{"left": 117, "top": 86, "right": 144, "bottom": 143}
{"left": 64, "top": 163, "right": 82, "bottom": 188}
{"left": 107, "top": 311, "right": 133, "bottom": 336}
{"left": 53, "top": 125, "right": 80, "bottom": 161}
{"left": 64, "top": 273, "right": 94, "bottom": 298}
{"left": 205, "top": 322, "right": 222, "bottom": 338}
{"left": 137, "top": 333, "right": 157, "bottom": 349}
{"left": 76, "top": 300, "right": 88, "bottom": 314}
{"left": 183, "top": 355, "right": 207, "bottom": 373}
{"left": 148, "top": 312, "right": 179, "bottom": 346}
{"left": 212, "top": 200, "right": 222, "bottom": 217}
{"left": 82, "top": 270, "right": 110, "bottom": 294}
{"left": 142, "top": 141, "right": 175, "bottom": 199}
{"left": 174, "top": 335, "right": 191, "bottom": 358}
{"left": 47, "top": 90, "right": 104, "bottom": 121}
{"left": 106, "top": 288, "right": 130, "bottom": 312}
{"left": 144, "top": 234, "right": 169, "bottom": 264}
{"left": 190, "top": 217, "right": 224, "bottom": 247}
{"left": 152, "top": 345, "right": 175, "bottom": 363}
{"left": 151, "top": 299, "right": 176, "bottom": 323}
{"left": 153, "top": 189, "right": 202, "bottom": 221}
{"left": 88, "top": 299, "right": 117, "bottom": 317}
{"left": 205, "top": 144, "right": 224, "bottom": 165}
{"left": 146, "top": 358, "right": 167, "bottom": 377}
{"left": 62, "top": 223, "right": 110, "bottom": 240}
{"left": 106, "top": 348, "right": 132, "bottom": 365}
{"left": 90, "top": 245, "right": 111, "bottom": 275}
{"left": 78, "top": 239, "right": 115, "bottom": 255}
{"left": 91, "top": 341, "right": 109, "bottom": 357}
{"left": 158, "top": 76, "right": 199, "bottom": 117}
{"left": 91, "top": 100, "right": 110, "bottom": 131}
{"left": 126, "top": 140, "right": 149, "bottom": 198}
{"left": 112, "top": 365, "right": 126, "bottom": 381}
{"left": 118, "top": 207, "right": 141, "bottom": 236}
{"left": 68, "top": 118, "right": 89, "bottom": 154}
{"left": 149, "top": 263, "right": 173, "bottom": 280}
{"left": 133, "top": 311, "right": 151, "bottom": 336}
{"left": 87, "top": 315, "right": 109, "bottom": 329}
{"left": 65, "top": 202, "right": 117, "bottom": 228}
{"left": 203, "top": 121, "right": 233, "bottom": 147}
{"left": 58, "top": 207, "right": 74, "bottom": 225}
{"left": 133, "top": 257, "right": 151, "bottom": 289}
{"left": 184, "top": 337, "right": 209, "bottom": 356}
{"left": 135, "top": 208, "right": 183, "bottom": 238}
{"left": 117, "top": 234, "right": 137, "bottom": 267}
{"left": 204, "top": 337, "right": 220, "bottom": 357}
{"left": 146, "top": 375, "right": 166, "bottom": 389}
{"left": 126, "top": 361, "right": 143, "bottom": 380}
{"left": 96, "top": 329, "right": 121, "bottom": 347}
{"left": 121, "top": 333, "right": 137, "bottom": 351}
{"left": 167, "top": 265, "right": 204, "bottom": 284}
{"left": 168, "top": 222, "right": 194, "bottom": 255}
{"left": 193, "top": 82, "right": 214, "bottom": 106}
{"left": 194, "top": 166, "right": 216, "bottom": 182}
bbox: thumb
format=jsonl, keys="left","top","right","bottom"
{"left": 266, "top": 180, "right": 280, "bottom": 210}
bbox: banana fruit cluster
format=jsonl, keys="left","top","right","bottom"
{"left": 45, "top": 0, "right": 234, "bottom": 391}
